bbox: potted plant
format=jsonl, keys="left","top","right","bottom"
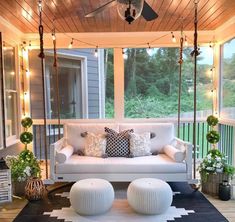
{"left": 5, "top": 117, "right": 41, "bottom": 197}
{"left": 199, "top": 115, "right": 235, "bottom": 196}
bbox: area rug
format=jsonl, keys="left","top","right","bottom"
{"left": 13, "top": 182, "right": 228, "bottom": 222}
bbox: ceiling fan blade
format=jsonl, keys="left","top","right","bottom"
{"left": 141, "top": 0, "right": 158, "bottom": 21}
{"left": 85, "top": 0, "right": 117, "bottom": 17}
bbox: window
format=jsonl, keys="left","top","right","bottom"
{"left": 221, "top": 38, "right": 235, "bottom": 119}
{"left": 124, "top": 47, "right": 213, "bottom": 118}
{"left": 29, "top": 48, "right": 114, "bottom": 119}
{"left": 3, "top": 42, "right": 18, "bottom": 143}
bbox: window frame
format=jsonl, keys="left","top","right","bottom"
{"left": 44, "top": 51, "right": 89, "bottom": 119}
{"left": 219, "top": 37, "right": 235, "bottom": 120}
{"left": 2, "top": 42, "right": 20, "bottom": 148}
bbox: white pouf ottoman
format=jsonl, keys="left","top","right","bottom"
{"left": 70, "top": 178, "right": 114, "bottom": 215}
{"left": 127, "top": 178, "right": 173, "bottom": 215}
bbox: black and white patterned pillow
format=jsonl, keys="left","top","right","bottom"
{"left": 105, "top": 127, "right": 133, "bottom": 157}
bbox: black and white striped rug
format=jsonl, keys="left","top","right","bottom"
{"left": 13, "top": 182, "right": 228, "bottom": 222}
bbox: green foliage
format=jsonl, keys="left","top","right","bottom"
{"left": 224, "top": 165, "right": 235, "bottom": 177}
{"left": 206, "top": 130, "right": 220, "bottom": 144}
{"left": 20, "top": 117, "right": 33, "bottom": 149}
{"left": 105, "top": 47, "right": 214, "bottom": 118}
{"left": 206, "top": 115, "right": 219, "bottom": 126}
{"left": 199, "top": 149, "right": 235, "bottom": 181}
{"left": 5, "top": 149, "right": 41, "bottom": 182}
{"left": 20, "top": 132, "right": 33, "bottom": 145}
{"left": 21, "top": 117, "right": 33, "bottom": 128}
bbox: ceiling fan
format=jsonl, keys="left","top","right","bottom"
{"left": 85, "top": 0, "right": 158, "bottom": 24}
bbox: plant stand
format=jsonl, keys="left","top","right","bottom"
{"left": 201, "top": 173, "right": 228, "bottom": 196}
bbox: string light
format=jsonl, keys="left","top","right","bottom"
{"left": 24, "top": 91, "right": 29, "bottom": 101}
{"left": 38, "top": 0, "right": 42, "bottom": 12}
{"left": 68, "top": 38, "right": 74, "bottom": 49}
{"left": 122, "top": 48, "right": 128, "bottom": 59}
{"left": 184, "top": 36, "right": 188, "bottom": 46}
{"left": 28, "top": 41, "right": 32, "bottom": 51}
{"left": 22, "top": 47, "right": 28, "bottom": 58}
{"left": 26, "top": 69, "right": 30, "bottom": 78}
{"left": 94, "top": 46, "right": 98, "bottom": 57}
{"left": 171, "top": 32, "right": 176, "bottom": 43}
{"left": 146, "top": 43, "right": 154, "bottom": 56}
{"left": 51, "top": 33, "right": 56, "bottom": 41}
{"left": 3, "top": 42, "right": 7, "bottom": 51}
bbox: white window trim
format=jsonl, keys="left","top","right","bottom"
{"left": 98, "top": 49, "right": 105, "bottom": 118}
{"left": 44, "top": 51, "right": 89, "bottom": 119}
{"left": 1, "top": 43, "right": 20, "bottom": 148}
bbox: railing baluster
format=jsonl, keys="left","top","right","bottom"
{"left": 202, "top": 122, "right": 205, "bottom": 159}
{"left": 187, "top": 123, "right": 190, "bottom": 142}
{"left": 183, "top": 123, "right": 185, "bottom": 141}
{"left": 39, "top": 125, "right": 42, "bottom": 161}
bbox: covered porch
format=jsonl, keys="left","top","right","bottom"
{"left": 0, "top": 0, "right": 235, "bottom": 221}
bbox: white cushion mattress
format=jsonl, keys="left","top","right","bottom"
{"left": 56, "top": 154, "right": 186, "bottom": 174}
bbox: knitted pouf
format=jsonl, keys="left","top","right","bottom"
{"left": 70, "top": 178, "right": 114, "bottom": 215}
{"left": 127, "top": 178, "right": 172, "bottom": 214}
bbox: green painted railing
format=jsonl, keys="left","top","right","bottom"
{"left": 219, "top": 123, "right": 234, "bottom": 165}
{"left": 178, "top": 121, "right": 234, "bottom": 165}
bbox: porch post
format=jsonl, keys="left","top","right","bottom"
{"left": 114, "top": 48, "right": 124, "bottom": 121}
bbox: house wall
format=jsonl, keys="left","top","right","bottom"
{"left": 28, "top": 48, "right": 101, "bottom": 119}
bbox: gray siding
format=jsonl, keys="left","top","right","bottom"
{"left": 29, "top": 49, "right": 100, "bottom": 119}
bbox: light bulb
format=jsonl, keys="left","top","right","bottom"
{"left": 122, "top": 49, "right": 127, "bottom": 59}
{"left": 171, "top": 32, "right": 176, "bottom": 43}
{"left": 28, "top": 41, "right": 32, "bottom": 51}
{"left": 184, "top": 36, "right": 188, "bottom": 46}
{"left": 94, "top": 47, "right": 98, "bottom": 57}
{"left": 52, "top": 33, "right": 56, "bottom": 40}
{"left": 26, "top": 69, "right": 30, "bottom": 78}
{"left": 68, "top": 39, "right": 73, "bottom": 49}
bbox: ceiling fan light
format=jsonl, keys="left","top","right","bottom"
{"left": 117, "top": 0, "right": 144, "bottom": 23}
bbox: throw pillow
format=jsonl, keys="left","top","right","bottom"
{"left": 163, "top": 144, "right": 185, "bottom": 162}
{"left": 129, "top": 132, "right": 152, "bottom": 157}
{"left": 105, "top": 127, "right": 133, "bottom": 157}
{"left": 84, "top": 132, "right": 107, "bottom": 158}
{"left": 56, "top": 145, "right": 74, "bottom": 163}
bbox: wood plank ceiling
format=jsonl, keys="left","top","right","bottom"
{"left": 0, "top": 0, "right": 235, "bottom": 33}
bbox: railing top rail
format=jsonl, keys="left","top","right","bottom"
{"left": 219, "top": 118, "right": 235, "bottom": 127}
{"left": 32, "top": 118, "right": 207, "bottom": 125}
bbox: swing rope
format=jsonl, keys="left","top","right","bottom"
{"left": 38, "top": 0, "right": 48, "bottom": 179}
{"left": 191, "top": 0, "right": 200, "bottom": 180}
{"left": 52, "top": 26, "right": 61, "bottom": 139}
{"left": 177, "top": 25, "right": 184, "bottom": 137}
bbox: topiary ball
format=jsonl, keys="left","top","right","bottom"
{"left": 207, "top": 149, "right": 223, "bottom": 158}
{"left": 207, "top": 115, "right": 219, "bottom": 127}
{"left": 206, "top": 130, "right": 220, "bottom": 144}
{"left": 20, "top": 132, "right": 33, "bottom": 144}
{"left": 21, "top": 117, "right": 33, "bottom": 128}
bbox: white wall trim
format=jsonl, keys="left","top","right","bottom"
{"left": 98, "top": 49, "right": 105, "bottom": 118}
{"left": 0, "top": 16, "right": 23, "bottom": 44}
{"left": 114, "top": 48, "right": 124, "bottom": 121}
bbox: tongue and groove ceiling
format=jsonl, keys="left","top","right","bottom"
{"left": 1, "top": 0, "right": 235, "bottom": 33}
